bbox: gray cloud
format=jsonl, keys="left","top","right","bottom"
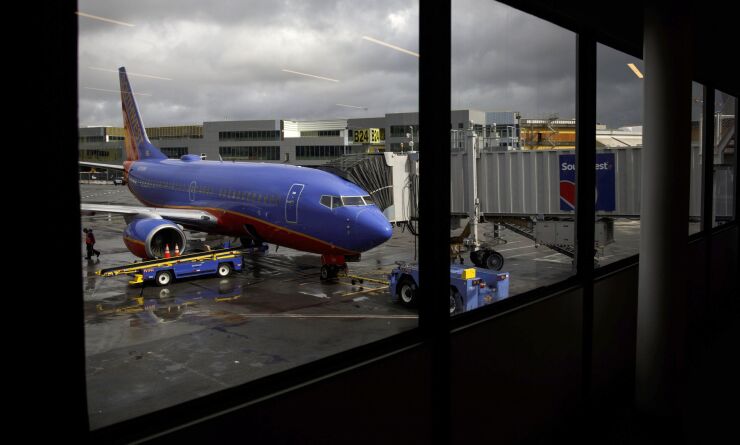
{"left": 596, "top": 43, "right": 644, "bottom": 128}
{"left": 78, "top": 0, "right": 640, "bottom": 129}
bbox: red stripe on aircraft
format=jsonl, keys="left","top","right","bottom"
{"left": 123, "top": 236, "right": 148, "bottom": 258}
{"left": 131, "top": 195, "right": 356, "bottom": 256}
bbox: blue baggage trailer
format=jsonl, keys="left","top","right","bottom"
{"left": 97, "top": 248, "right": 244, "bottom": 286}
{"left": 389, "top": 262, "right": 510, "bottom": 315}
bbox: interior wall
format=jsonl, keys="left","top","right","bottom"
{"left": 684, "top": 225, "right": 739, "bottom": 442}
{"left": 710, "top": 226, "right": 738, "bottom": 306}
{"left": 450, "top": 289, "right": 583, "bottom": 443}
{"left": 155, "top": 345, "right": 434, "bottom": 444}
{"left": 592, "top": 264, "right": 639, "bottom": 409}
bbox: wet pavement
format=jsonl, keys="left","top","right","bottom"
{"left": 80, "top": 184, "right": 639, "bottom": 429}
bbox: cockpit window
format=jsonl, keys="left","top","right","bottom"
{"left": 341, "top": 196, "right": 365, "bottom": 206}
{"left": 322, "top": 195, "right": 373, "bottom": 208}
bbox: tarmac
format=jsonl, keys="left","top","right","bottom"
{"left": 80, "top": 184, "right": 641, "bottom": 429}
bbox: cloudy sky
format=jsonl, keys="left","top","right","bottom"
{"left": 78, "top": 0, "right": 644, "bottom": 129}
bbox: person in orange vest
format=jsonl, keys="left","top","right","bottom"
{"left": 83, "top": 228, "right": 101, "bottom": 259}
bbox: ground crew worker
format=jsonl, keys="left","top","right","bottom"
{"left": 84, "top": 228, "right": 101, "bottom": 259}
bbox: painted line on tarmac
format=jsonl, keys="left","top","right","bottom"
{"left": 339, "top": 286, "right": 386, "bottom": 297}
{"left": 496, "top": 244, "right": 537, "bottom": 253}
{"left": 533, "top": 253, "right": 570, "bottom": 264}
{"left": 505, "top": 251, "right": 542, "bottom": 259}
{"left": 242, "top": 313, "right": 417, "bottom": 320}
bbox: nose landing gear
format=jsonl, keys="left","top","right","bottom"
{"left": 320, "top": 254, "right": 348, "bottom": 281}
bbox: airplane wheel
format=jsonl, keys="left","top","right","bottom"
{"left": 320, "top": 265, "right": 336, "bottom": 281}
{"left": 470, "top": 250, "right": 484, "bottom": 267}
{"left": 450, "top": 287, "right": 464, "bottom": 315}
{"left": 397, "top": 277, "right": 418, "bottom": 307}
{"left": 484, "top": 250, "right": 504, "bottom": 271}
{"left": 217, "top": 263, "right": 232, "bottom": 277}
{"left": 156, "top": 270, "right": 172, "bottom": 286}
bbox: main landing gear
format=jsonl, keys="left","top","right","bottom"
{"left": 470, "top": 248, "right": 505, "bottom": 271}
{"left": 320, "top": 254, "right": 348, "bottom": 281}
{"left": 239, "top": 236, "right": 269, "bottom": 254}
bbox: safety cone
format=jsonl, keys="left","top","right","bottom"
{"left": 164, "top": 244, "right": 171, "bottom": 258}
{"left": 174, "top": 243, "right": 180, "bottom": 256}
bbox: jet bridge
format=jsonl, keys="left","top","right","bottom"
{"left": 324, "top": 131, "right": 732, "bottom": 258}
{"left": 323, "top": 152, "right": 419, "bottom": 224}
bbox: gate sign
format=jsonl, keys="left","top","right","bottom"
{"left": 559, "top": 153, "right": 615, "bottom": 211}
{"left": 354, "top": 128, "right": 380, "bottom": 144}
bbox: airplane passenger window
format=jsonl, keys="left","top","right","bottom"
{"left": 79, "top": 0, "right": 418, "bottom": 429}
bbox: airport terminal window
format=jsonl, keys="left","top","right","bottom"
{"left": 219, "top": 146, "right": 280, "bottom": 160}
{"left": 295, "top": 145, "right": 350, "bottom": 159}
{"left": 390, "top": 125, "right": 419, "bottom": 138}
{"left": 79, "top": 0, "right": 418, "bottom": 430}
{"left": 301, "top": 130, "right": 341, "bottom": 137}
{"left": 79, "top": 149, "right": 121, "bottom": 162}
{"left": 594, "top": 43, "right": 643, "bottom": 267}
{"left": 219, "top": 130, "right": 280, "bottom": 141}
{"left": 689, "top": 82, "right": 704, "bottom": 235}
{"left": 79, "top": 136, "right": 106, "bottom": 143}
{"left": 161, "top": 147, "right": 189, "bottom": 158}
{"left": 450, "top": 0, "right": 576, "bottom": 309}
{"left": 713, "top": 91, "right": 736, "bottom": 227}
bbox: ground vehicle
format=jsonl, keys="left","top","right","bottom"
{"left": 97, "top": 248, "right": 243, "bottom": 286}
{"left": 388, "top": 262, "right": 510, "bottom": 315}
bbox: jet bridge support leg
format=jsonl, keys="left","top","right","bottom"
{"left": 464, "top": 126, "right": 505, "bottom": 271}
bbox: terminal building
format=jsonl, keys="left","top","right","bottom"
{"left": 82, "top": 110, "right": 681, "bottom": 168}
{"left": 78, "top": 110, "right": 523, "bottom": 167}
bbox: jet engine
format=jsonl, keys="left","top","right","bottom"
{"left": 123, "top": 218, "right": 187, "bottom": 259}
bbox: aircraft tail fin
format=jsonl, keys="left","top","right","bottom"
{"left": 119, "top": 67, "right": 167, "bottom": 161}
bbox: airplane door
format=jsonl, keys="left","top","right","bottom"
{"left": 285, "top": 183, "right": 304, "bottom": 224}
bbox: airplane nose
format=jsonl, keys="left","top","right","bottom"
{"left": 354, "top": 209, "right": 393, "bottom": 250}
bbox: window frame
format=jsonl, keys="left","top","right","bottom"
{"left": 70, "top": 1, "right": 739, "bottom": 442}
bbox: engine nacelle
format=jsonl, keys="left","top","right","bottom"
{"left": 123, "top": 218, "right": 187, "bottom": 259}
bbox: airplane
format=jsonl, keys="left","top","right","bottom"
{"left": 80, "top": 67, "right": 393, "bottom": 280}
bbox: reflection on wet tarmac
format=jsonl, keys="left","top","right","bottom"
{"left": 94, "top": 279, "right": 243, "bottom": 324}
{"left": 85, "top": 259, "right": 101, "bottom": 291}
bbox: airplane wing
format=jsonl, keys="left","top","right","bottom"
{"left": 80, "top": 161, "right": 125, "bottom": 171}
{"left": 81, "top": 203, "right": 219, "bottom": 228}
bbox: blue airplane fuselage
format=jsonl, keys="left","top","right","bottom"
{"left": 124, "top": 156, "right": 393, "bottom": 256}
